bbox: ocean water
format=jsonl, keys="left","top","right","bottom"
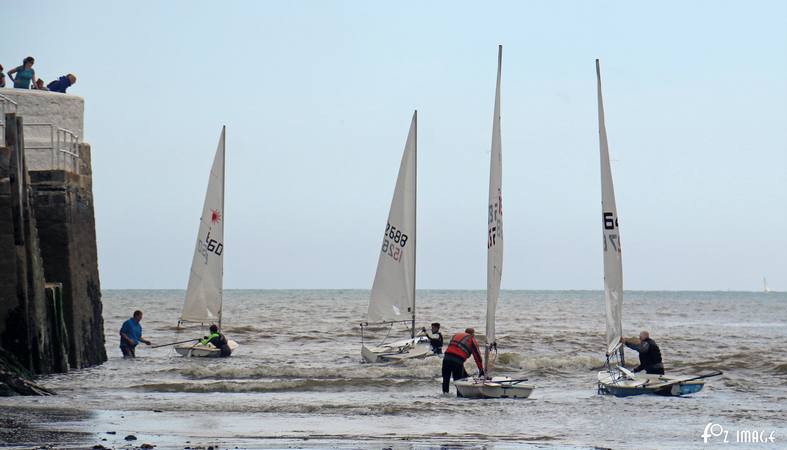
{"left": 2, "top": 289, "right": 786, "bottom": 449}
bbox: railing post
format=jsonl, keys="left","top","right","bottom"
{"left": 51, "top": 125, "right": 57, "bottom": 168}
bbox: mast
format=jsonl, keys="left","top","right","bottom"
{"left": 596, "top": 59, "right": 625, "bottom": 366}
{"left": 484, "top": 45, "right": 504, "bottom": 376}
{"left": 219, "top": 125, "right": 225, "bottom": 329}
{"left": 411, "top": 110, "right": 417, "bottom": 338}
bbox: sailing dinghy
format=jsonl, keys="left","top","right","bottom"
{"left": 361, "top": 112, "right": 434, "bottom": 363}
{"left": 594, "top": 60, "right": 719, "bottom": 395}
{"left": 454, "top": 46, "right": 534, "bottom": 399}
{"left": 175, "top": 127, "right": 239, "bottom": 357}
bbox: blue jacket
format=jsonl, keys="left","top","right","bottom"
{"left": 120, "top": 318, "right": 142, "bottom": 348}
{"left": 47, "top": 75, "right": 72, "bottom": 93}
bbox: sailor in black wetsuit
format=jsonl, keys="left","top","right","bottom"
{"left": 420, "top": 322, "right": 444, "bottom": 354}
{"left": 622, "top": 331, "right": 664, "bottom": 375}
{"left": 201, "top": 324, "right": 232, "bottom": 357}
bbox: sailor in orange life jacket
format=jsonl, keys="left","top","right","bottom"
{"left": 442, "top": 327, "right": 484, "bottom": 394}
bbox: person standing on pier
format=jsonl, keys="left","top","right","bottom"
{"left": 119, "top": 310, "right": 152, "bottom": 358}
{"left": 7, "top": 56, "right": 37, "bottom": 89}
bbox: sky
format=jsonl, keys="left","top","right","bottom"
{"left": 2, "top": 1, "right": 785, "bottom": 290}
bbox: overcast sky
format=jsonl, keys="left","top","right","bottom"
{"left": 3, "top": 1, "right": 785, "bottom": 290}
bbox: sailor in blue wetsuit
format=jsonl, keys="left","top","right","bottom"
{"left": 621, "top": 331, "right": 664, "bottom": 375}
{"left": 119, "top": 310, "right": 151, "bottom": 358}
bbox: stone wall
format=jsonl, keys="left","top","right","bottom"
{"left": 0, "top": 114, "right": 64, "bottom": 376}
{"left": 29, "top": 146, "right": 106, "bottom": 369}
{"left": 0, "top": 111, "right": 105, "bottom": 393}
{"left": 0, "top": 89, "right": 84, "bottom": 139}
{"left": 0, "top": 89, "right": 85, "bottom": 173}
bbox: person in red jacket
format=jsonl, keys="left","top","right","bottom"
{"left": 442, "top": 327, "right": 484, "bottom": 394}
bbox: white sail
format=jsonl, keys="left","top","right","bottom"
{"left": 486, "top": 45, "right": 504, "bottom": 361}
{"left": 763, "top": 276, "right": 770, "bottom": 293}
{"left": 367, "top": 112, "right": 417, "bottom": 325}
{"left": 596, "top": 60, "right": 623, "bottom": 356}
{"left": 181, "top": 127, "right": 225, "bottom": 325}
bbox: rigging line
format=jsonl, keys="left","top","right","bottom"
{"left": 378, "top": 322, "right": 395, "bottom": 347}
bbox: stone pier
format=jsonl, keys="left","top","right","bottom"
{"left": 0, "top": 89, "right": 105, "bottom": 394}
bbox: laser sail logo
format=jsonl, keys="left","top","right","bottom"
{"left": 702, "top": 423, "right": 776, "bottom": 444}
{"left": 210, "top": 209, "right": 222, "bottom": 224}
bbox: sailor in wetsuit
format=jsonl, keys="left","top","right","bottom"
{"left": 420, "top": 322, "right": 444, "bottom": 354}
{"left": 201, "top": 324, "right": 232, "bottom": 357}
{"left": 621, "top": 331, "right": 664, "bottom": 375}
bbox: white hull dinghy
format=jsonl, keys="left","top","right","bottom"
{"left": 455, "top": 376, "right": 534, "bottom": 399}
{"left": 361, "top": 336, "right": 432, "bottom": 363}
{"left": 593, "top": 60, "right": 719, "bottom": 395}
{"left": 361, "top": 112, "right": 436, "bottom": 363}
{"left": 454, "top": 46, "right": 534, "bottom": 399}
{"left": 176, "top": 127, "right": 238, "bottom": 357}
{"left": 175, "top": 339, "right": 239, "bottom": 358}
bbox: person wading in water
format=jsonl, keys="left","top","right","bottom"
{"left": 441, "top": 327, "right": 484, "bottom": 394}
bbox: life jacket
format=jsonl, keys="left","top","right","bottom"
{"left": 201, "top": 332, "right": 221, "bottom": 346}
{"left": 445, "top": 332, "right": 481, "bottom": 368}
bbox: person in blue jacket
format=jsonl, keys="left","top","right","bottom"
{"left": 119, "top": 310, "right": 152, "bottom": 358}
{"left": 47, "top": 74, "right": 77, "bottom": 93}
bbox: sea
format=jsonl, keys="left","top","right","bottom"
{"left": 1, "top": 290, "right": 786, "bottom": 449}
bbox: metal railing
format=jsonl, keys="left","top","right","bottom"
{"left": 23, "top": 123, "right": 81, "bottom": 174}
{"left": 0, "top": 94, "right": 18, "bottom": 146}
{"left": 0, "top": 94, "right": 81, "bottom": 173}
{"left": 0, "top": 93, "right": 18, "bottom": 114}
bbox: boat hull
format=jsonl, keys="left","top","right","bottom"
{"left": 454, "top": 376, "right": 534, "bottom": 399}
{"left": 597, "top": 370, "right": 705, "bottom": 397}
{"left": 361, "top": 337, "right": 434, "bottom": 363}
{"left": 175, "top": 339, "right": 239, "bottom": 357}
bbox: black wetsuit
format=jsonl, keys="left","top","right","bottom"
{"left": 441, "top": 354, "right": 469, "bottom": 393}
{"left": 206, "top": 334, "right": 232, "bottom": 357}
{"left": 426, "top": 330, "right": 444, "bottom": 354}
{"left": 625, "top": 338, "right": 664, "bottom": 374}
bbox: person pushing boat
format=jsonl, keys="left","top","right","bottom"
{"left": 442, "top": 328, "right": 484, "bottom": 394}
{"left": 419, "top": 322, "right": 443, "bottom": 355}
{"left": 621, "top": 331, "right": 664, "bottom": 375}
{"left": 119, "top": 310, "right": 152, "bottom": 358}
{"left": 200, "top": 324, "right": 232, "bottom": 357}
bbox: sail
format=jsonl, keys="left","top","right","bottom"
{"left": 181, "top": 127, "right": 225, "bottom": 324}
{"left": 368, "top": 112, "right": 417, "bottom": 324}
{"left": 596, "top": 60, "right": 623, "bottom": 355}
{"left": 486, "top": 45, "right": 503, "bottom": 352}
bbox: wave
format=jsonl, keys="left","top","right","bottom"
{"left": 682, "top": 351, "right": 787, "bottom": 374}
{"left": 177, "top": 361, "right": 443, "bottom": 380}
{"left": 132, "top": 378, "right": 425, "bottom": 393}
{"left": 494, "top": 352, "right": 605, "bottom": 373}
